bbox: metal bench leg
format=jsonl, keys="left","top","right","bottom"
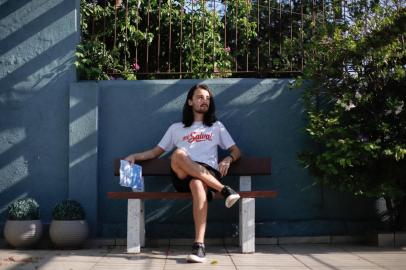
{"left": 239, "top": 176, "right": 255, "bottom": 253}
{"left": 127, "top": 199, "right": 144, "bottom": 253}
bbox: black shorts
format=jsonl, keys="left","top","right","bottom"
{"left": 170, "top": 162, "right": 222, "bottom": 192}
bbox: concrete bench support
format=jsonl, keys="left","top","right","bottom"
{"left": 239, "top": 176, "right": 255, "bottom": 253}
{"left": 111, "top": 157, "right": 274, "bottom": 254}
{"left": 127, "top": 199, "right": 145, "bottom": 253}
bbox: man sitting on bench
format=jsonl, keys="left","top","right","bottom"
{"left": 124, "top": 83, "right": 241, "bottom": 263}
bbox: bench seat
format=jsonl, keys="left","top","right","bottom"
{"left": 108, "top": 191, "right": 277, "bottom": 199}
{"left": 109, "top": 157, "right": 276, "bottom": 254}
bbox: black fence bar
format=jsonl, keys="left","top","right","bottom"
{"left": 135, "top": 0, "right": 139, "bottom": 71}
{"left": 235, "top": 2, "right": 238, "bottom": 72}
{"left": 257, "top": 0, "right": 260, "bottom": 72}
{"left": 245, "top": 0, "right": 249, "bottom": 72}
{"left": 268, "top": 0, "right": 271, "bottom": 63}
{"left": 289, "top": 0, "right": 292, "bottom": 71}
{"left": 168, "top": 0, "right": 172, "bottom": 72}
{"left": 179, "top": 1, "right": 184, "bottom": 77}
{"left": 157, "top": 0, "right": 161, "bottom": 72}
{"left": 113, "top": 0, "right": 118, "bottom": 48}
{"left": 191, "top": 0, "right": 195, "bottom": 72}
{"left": 224, "top": 0, "right": 227, "bottom": 50}
{"left": 124, "top": 0, "right": 128, "bottom": 69}
{"left": 300, "top": 0, "right": 304, "bottom": 70}
{"left": 146, "top": 0, "right": 150, "bottom": 73}
{"left": 201, "top": 0, "right": 206, "bottom": 74}
{"left": 212, "top": 0, "right": 216, "bottom": 74}
{"left": 279, "top": 0, "right": 282, "bottom": 57}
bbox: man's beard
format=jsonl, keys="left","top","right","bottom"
{"left": 194, "top": 106, "right": 208, "bottom": 114}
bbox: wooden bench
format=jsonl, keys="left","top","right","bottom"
{"left": 108, "top": 157, "right": 276, "bottom": 253}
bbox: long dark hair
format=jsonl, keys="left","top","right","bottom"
{"left": 182, "top": 84, "right": 217, "bottom": 127}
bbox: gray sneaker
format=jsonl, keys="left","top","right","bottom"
{"left": 187, "top": 242, "right": 206, "bottom": 263}
{"left": 221, "top": 186, "right": 240, "bottom": 208}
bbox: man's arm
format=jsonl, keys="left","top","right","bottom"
{"left": 228, "top": 144, "right": 241, "bottom": 162}
{"left": 218, "top": 144, "right": 242, "bottom": 177}
{"left": 124, "top": 146, "right": 165, "bottom": 164}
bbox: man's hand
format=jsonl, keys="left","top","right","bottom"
{"left": 218, "top": 156, "right": 233, "bottom": 177}
{"left": 124, "top": 146, "right": 165, "bottom": 164}
{"left": 124, "top": 154, "right": 136, "bottom": 164}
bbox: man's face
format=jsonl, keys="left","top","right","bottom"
{"left": 188, "top": 88, "right": 211, "bottom": 114}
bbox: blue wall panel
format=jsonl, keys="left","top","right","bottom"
{"left": 92, "top": 79, "right": 378, "bottom": 238}
{"left": 0, "top": 0, "right": 79, "bottom": 224}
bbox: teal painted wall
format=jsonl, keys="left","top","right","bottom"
{"left": 70, "top": 80, "right": 379, "bottom": 238}
{"left": 0, "top": 0, "right": 80, "bottom": 226}
{"left": 0, "top": 0, "right": 381, "bottom": 239}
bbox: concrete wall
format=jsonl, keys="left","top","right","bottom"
{"left": 0, "top": 0, "right": 380, "bottom": 239}
{"left": 0, "top": 0, "right": 79, "bottom": 225}
{"left": 70, "top": 80, "right": 379, "bottom": 238}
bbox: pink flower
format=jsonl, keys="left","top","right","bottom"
{"left": 131, "top": 62, "right": 140, "bottom": 71}
{"left": 224, "top": 46, "right": 231, "bottom": 53}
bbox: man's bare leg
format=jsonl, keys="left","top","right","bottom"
{"left": 171, "top": 149, "right": 224, "bottom": 191}
{"left": 189, "top": 179, "right": 207, "bottom": 243}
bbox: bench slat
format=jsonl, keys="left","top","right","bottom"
{"left": 108, "top": 191, "right": 277, "bottom": 200}
{"left": 114, "top": 157, "right": 271, "bottom": 176}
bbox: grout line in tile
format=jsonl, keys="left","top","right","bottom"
{"left": 224, "top": 243, "right": 241, "bottom": 270}
{"left": 89, "top": 246, "right": 112, "bottom": 270}
{"left": 278, "top": 245, "right": 316, "bottom": 270}
{"left": 343, "top": 247, "right": 390, "bottom": 270}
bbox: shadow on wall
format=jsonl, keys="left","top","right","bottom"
{"left": 0, "top": 0, "right": 79, "bottom": 222}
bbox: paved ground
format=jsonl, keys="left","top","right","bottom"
{"left": 1, "top": 244, "right": 406, "bottom": 270}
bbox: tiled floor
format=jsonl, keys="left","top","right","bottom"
{"left": 1, "top": 244, "right": 406, "bottom": 270}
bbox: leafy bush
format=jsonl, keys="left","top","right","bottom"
{"left": 294, "top": 4, "right": 406, "bottom": 228}
{"left": 297, "top": 6, "right": 406, "bottom": 199}
{"left": 7, "top": 198, "right": 40, "bottom": 220}
{"left": 52, "top": 200, "right": 86, "bottom": 220}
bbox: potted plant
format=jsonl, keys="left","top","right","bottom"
{"left": 49, "top": 200, "right": 89, "bottom": 248}
{"left": 3, "top": 198, "right": 43, "bottom": 248}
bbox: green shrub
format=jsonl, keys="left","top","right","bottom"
{"left": 294, "top": 6, "right": 406, "bottom": 229}
{"left": 52, "top": 200, "right": 86, "bottom": 220}
{"left": 7, "top": 198, "right": 40, "bottom": 220}
{"left": 296, "top": 7, "right": 406, "bottom": 200}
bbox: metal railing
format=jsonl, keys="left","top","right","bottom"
{"left": 80, "top": 0, "right": 381, "bottom": 79}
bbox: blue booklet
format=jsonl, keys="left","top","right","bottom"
{"left": 119, "top": 160, "right": 144, "bottom": 192}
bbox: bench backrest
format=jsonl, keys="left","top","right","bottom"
{"left": 114, "top": 157, "right": 271, "bottom": 176}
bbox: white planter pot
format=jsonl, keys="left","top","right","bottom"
{"left": 49, "top": 220, "right": 89, "bottom": 248}
{"left": 3, "top": 220, "right": 43, "bottom": 248}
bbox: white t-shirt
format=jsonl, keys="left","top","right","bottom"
{"left": 158, "top": 121, "right": 235, "bottom": 170}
